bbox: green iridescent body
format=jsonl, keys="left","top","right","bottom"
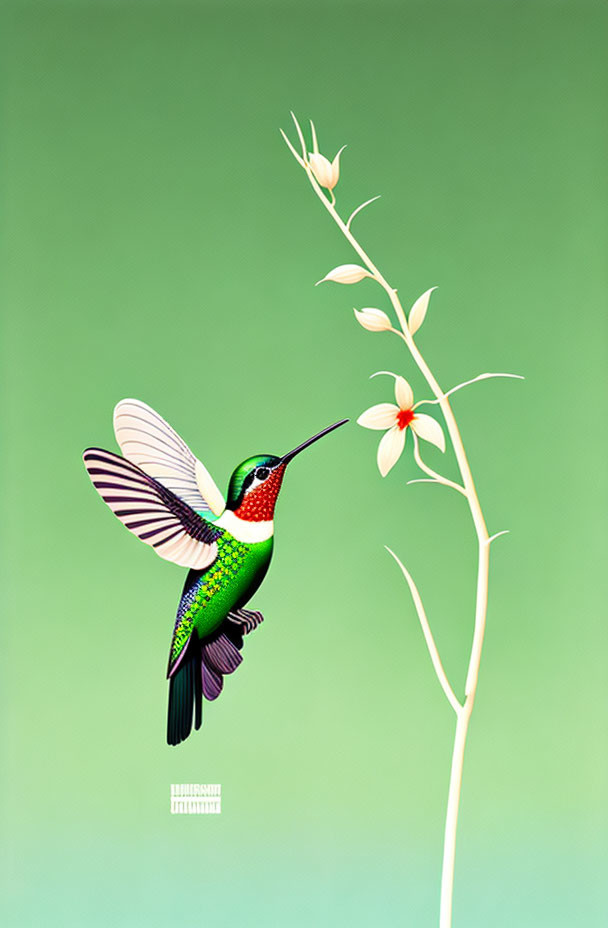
{"left": 170, "top": 530, "right": 273, "bottom": 664}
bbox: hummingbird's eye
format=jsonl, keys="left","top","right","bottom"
{"left": 255, "top": 467, "right": 270, "bottom": 481}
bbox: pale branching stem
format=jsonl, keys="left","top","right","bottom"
{"left": 407, "top": 478, "right": 447, "bottom": 488}
{"left": 488, "top": 530, "right": 509, "bottom": 545}
{"left": 411, "top": 432, "right": 467, "bottom": 497}
{"left": 279, "top": 129, "right": 305, "bottom": 167}
{"left": 386, "top": 547, "right": 461, "bottom": 715}
{"left": 346, "top": 195, "right": 381, "bottom": 231}
{"left": 415, "top": 372, "right": 525, "bottom": 408}
{"left": 283, "top": 117, "right": 499, "bottom": 928}
{"left": 290, "top": 111, "right": 307, "bottom": 160}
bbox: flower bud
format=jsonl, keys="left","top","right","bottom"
{"left": 316, "top": 264, "right": 372, "bottom": 286}
{"left": 308, "top": 146, "right": 345, "bottom": 191}
{"left": 353, "top": 307, "right": 392, "bottom": 332}
{"left": 309, "top": 153, "right": 334, "bottom": 189}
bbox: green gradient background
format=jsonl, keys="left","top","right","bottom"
{"left": 2, "top": 2, "right": 606, "bottom": 925}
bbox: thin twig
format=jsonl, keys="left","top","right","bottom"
{"left": 414, "top": 372, "right": 524, "bottom": 408}
{"left": 346, "top": 195, "right": 381, "bottom": 231}
{"left": 290, "top": 111, "right": 307, "bottom": 160}
{"left": 412, "top": 432, "right": 467, "bottom": 497}
{"left": 279, "top": 129, "right": 305, "bottom": 167}
{"left": 385, "top": 547, "right": 461, "bottom": 714}
{"left": 487, "top": 530, "right": 510, "bottom": 545}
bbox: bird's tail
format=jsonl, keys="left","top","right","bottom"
{"left": 166, "top": 607, "right": 264, "bottom": 746}
{"left": 167, "top": 636, "right": 202, "bottom": 746}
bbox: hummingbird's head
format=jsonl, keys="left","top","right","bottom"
{"left": 227, "top": 455, "right": 285, "bottom": 521}
{"left": 227, "top": 419, "right": 348, "bottom": 522}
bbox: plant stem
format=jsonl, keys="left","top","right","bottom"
{"left": 288, "top": 134, "right": 492, "bottom": 927}
{"left": 440, "top": 704, "right": 470, "bottom": 926}
{"left": 386, "top": 546, "right": 461, "bottom": 715}
{"left": 411, "top": 431, "right": 467, "bottom": 497}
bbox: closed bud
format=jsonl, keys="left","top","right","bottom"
{"left": 316, "top": 263, "right": 373, "bottom": 286}
{"left": 353, "top": 307, "right": 392, "bottom": 332}
{"left": 308, "top": 146, "right": 346, "bottom": 191}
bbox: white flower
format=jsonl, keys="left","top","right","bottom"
{"left": 357, "top": 375, "right": 445, "bottom": 476}
{"left": 316, "top": 264, "right": 372, "bottom": 286}
{"left": 353, "top": 307, "right": 392, "bottom": 332}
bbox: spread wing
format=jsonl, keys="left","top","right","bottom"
{"left": 112, "top": 398, "right": 225, "bottom": 517}
{"left": 82, "top": 448, "right": 222, "bottom": 569}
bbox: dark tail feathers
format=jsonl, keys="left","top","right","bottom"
{"left": 167, "top": 637, "right": 202, "bottom": 746}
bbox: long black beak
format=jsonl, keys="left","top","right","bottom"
{"left": 281, "top": 418, "right": 349, "bottom": 465}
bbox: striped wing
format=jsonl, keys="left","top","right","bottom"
{"left": 113, "top": 399, "right": 225, "bottom": 517}
{"left": 83, "top": 448, "right": 222, "bottom": 569}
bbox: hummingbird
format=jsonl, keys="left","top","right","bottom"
{"left": 82, "top": 399, "right": 347, "bottom": 745}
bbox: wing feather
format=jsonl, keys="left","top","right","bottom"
{"left": 83, "top": 448, "right": 221, "bottom": 569}
{"left": 113, "top": 399, "right": 225, "bottom": 516}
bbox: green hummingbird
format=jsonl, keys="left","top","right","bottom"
{"left": 83, "top": 399, "right": 347, "bottom": 745}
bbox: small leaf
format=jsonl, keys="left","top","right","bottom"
{"left": 408, "top": 287, "right": 437, "bottom": 335}
{"left": 316, "top": 264, "right": 372, "bottom": 285}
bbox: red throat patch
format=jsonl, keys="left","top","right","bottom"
{"left": 233, "top": 465, "right": 286, "bottom": 522}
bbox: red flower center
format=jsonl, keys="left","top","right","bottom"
{"left": 396, "top": 407, "right": 415, "bottom": 431}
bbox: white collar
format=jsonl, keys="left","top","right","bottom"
{"left": 215, "top": 509, "right": 273, "bottom": 543}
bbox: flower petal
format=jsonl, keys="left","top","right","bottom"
{"left": 377, "top": 425, "right": 406, "bottom": 477}
{"left": 411, "top": 413, "right": 445, "bottom": 451}
{"left": 357, "top": 403, "right": 399, "bottom": 430}
{"left": 394, "top": 375, "right": 414, "bottom": 410}
{"left": 330, "top": 145, "right": 346, "bottom": 188}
